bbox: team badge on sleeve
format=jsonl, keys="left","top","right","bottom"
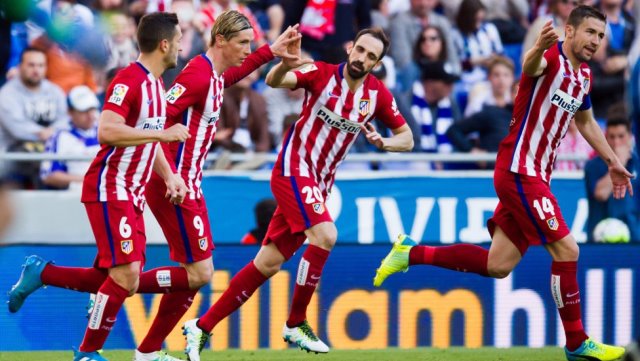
{"left": 299, "top": 64, "right": 318, "bottom": 74}
{"left": 198, "top": 237, "right": 208, "bottom": 251}
{"left": 121, "top": 240, "right": 133, "bottom": 254}
{"left": 391, "top": 98, "right": 400, "bottom": 116}
{"left": 312, "top": 203, "right": 325, "bottom": 214}
{"left": 166, "top": 83, "right": 186, "bottom": 104}
{"left": 108, "top": 84, "right": 129, "bottom": 106}
{"left": 547, "top": 217, "right": 559, "bottom": 231}
{"left": 359, "top": 99, "right": 370, "bottom": 116}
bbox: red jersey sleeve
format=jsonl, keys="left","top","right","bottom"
{"left": 374, "top": 85, "right": 406, "bottom": 129}
{"left": 103, "top": 73, "right": 140, "bottom": 120}
{"left": 166, "top": 59, "right": 210, "bottom": 119}
{"left": 293, "top": 61, "right": 323, "bottom": 91}
{"left": 224, "top": 44, "right": 274, "bottom": 87}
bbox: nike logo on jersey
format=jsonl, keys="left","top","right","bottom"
{"left": 550, "top": 89, "right": 582, "bottom": 115}
{"left": 317, "top": 106, "right": 361, "bottom": 134}
{"left": 327, "top": 91, "right": 340, "bottom": 99}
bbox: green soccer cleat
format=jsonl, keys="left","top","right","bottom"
{"left": 182, "top": 319, "right": 210, "bottom": 361}
{"left": 565, "top": 338, "right": 625, "bottom": 361}
{"left": 133, "top": 349, "right": 183, "bottom": 361}
{"left": 373, "top": 234, "right": 418, "bottom": 287}
{"left": 282, "top": 320, "right": 329, "bottom": 353}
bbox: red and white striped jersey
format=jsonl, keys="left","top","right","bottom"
{"left": 496, "top": 42, "right": 593, "bottom": 182}
{"left": 82, "top": 62, "right": 166, "bottom": 209}
{"left": 158, "top": 46, "right": 274, "bottom": 198}
{"left": 276, "top": 61, "right": 406, "bottom": 194}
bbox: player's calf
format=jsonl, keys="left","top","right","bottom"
{"left": 7, "top": 255, "right": 50, "bottom": 313}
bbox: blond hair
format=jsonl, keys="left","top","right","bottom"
{"left": 210, "top": 10, "right": 252, "bottom": 46}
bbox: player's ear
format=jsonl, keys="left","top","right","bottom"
{"left": 215, "top": 33, "right": 226, "bottom": 47}
{"left": 160, "top": 38, "right": 170, "bottom": 53}
{"left": 565, "top": 24, "right": 574, "bottom": 39}
{"left": 345, "top": 41, "right": 354, "bottom": 54}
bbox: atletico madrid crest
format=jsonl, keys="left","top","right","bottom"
{"left": 359, "top": 99, "right": 370, "bottom": 116}
{"left": 312, "top": 203, "right": 325, "bottom": 214}
{"left": 547, "top": 217, "right": 559, "bottom": 231}
{"left": 198, "top": 237, "right": 208, "bottom": 251}
{"left": 121, "top": 240, "right": 133, "bottom": 254}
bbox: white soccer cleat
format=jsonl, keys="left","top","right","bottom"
{"left": 182, "top": 319, "right": 210, "bottom": 361}
{"left": 133, "top": 349, "right": 183, "bottom": 361}
{"left": 282, "top": 321, "right": 329, "bottom": 354}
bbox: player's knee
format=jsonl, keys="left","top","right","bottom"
{"left": 190, "top": 266, "right": 213, "bottom": 288}
{"left": 254, "top": 258, "right": 282, "bottom": 277}
{"left": 110, "top": 264, "right": 140, "bottom": 292}
{"left": 487, "top": 263, "right": 513, "bottom": 279}
{"left": 308, "top": 223, "right": 338, "bottom": 250}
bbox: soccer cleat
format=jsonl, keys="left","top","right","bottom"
{"left": 73, "top": 349, "right": 108, "bottom": 361}
{"left": 282, "top": 320, "right": 329, "bottom": 354}
{"left": 565, "top": 338, "right": 625, "bottom": 361}
{"left": 182, "top": 319, "right": 210, "bottom": 361}
{"left": 133, "top": 349, "right": 183, "bottom": 361}
{"left": 7, "top": 255, "right": 50, "bottom": 313}
{"left": 373, "top": 234, "right": 417, "bottom": 287}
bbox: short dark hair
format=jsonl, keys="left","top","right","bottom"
{"left": 606, "top": 102, "right": 631, "bottom": 131}
{"left": 20, "top": 47, "right": 45, "bottom": 63}
{"left": 136, "top": 12, "right": 179, "bottom": 53}
{"left": 456, "top": 0, "right": 486, "bottom": 35}
{"left": 353, "top": 27, "right": 390, "bottom": 60}
{"left": 567, "top": 5, "right": 606, "bottom": 28}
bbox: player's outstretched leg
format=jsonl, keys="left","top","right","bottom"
{"left": 7, "top": 255, "right": 49, "bottom": 312}
{"left": 565, "top": 338, "right": 625, "bottom": 361}
{"left": 73, "top": 349, "right": 108, "bottom": 361}
{"left": 282, "top": 320, "right": 329, "bottom": 353}
{"left": 373, "top": 234, "right": 417, "bottom": 287}
{"left": 182, "top": 318, "right": 210, "bottom": 361}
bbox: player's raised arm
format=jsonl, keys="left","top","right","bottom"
{"left": 522, "top": 20, "right": 558, "bottom": 77}
{"left": 575, "top": 109, "right": 633, "bottom": 199}
{"left": 265, "top": 32, "right": 313, "bottom": 89}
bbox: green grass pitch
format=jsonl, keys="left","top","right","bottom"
{"left": 0, "top": 347, "right": 565, "bottom": 361}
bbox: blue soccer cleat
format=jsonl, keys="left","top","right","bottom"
{"left": 73, "top": 349, "right": 108, "bottom": 361}
{"left": 7, "top": 255, "right": 50, "bottom": 313}
{"left": 565, "top": 338, "right": 625, "bottom": 361}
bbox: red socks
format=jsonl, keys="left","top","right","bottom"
{"left": 287, "top": 245, "right": 330, "bottom": 327}
{"left": 551, "top": 261, "right": 588, "bottom": 351}
{"left": 79, "top": 276, "right": 130, "bottom": 352}
{"left": 137, "top": 289, "right": 198, "bottom": 353}
{"left": 41, "top": 265, "right": 107, "bottom": 293}
{"left": 409, "top": 244, "right": 489, "bottom": 276}
{"left": 197, "top": 262, "right": 267, "bottom": 333}
{"left": 137, "top": 267, "right": 191, "bottom": 293}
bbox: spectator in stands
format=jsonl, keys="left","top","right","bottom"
{"left": 263, "top": 86, "right": 304, "bottom": 147}
{"left": 451, "top": 0, "right": 504, "bottom": 90}
{"left": 464, "top": 55, "right": 514, "bottom": 117}
{"left": 522, "top": 0, "right": 578, "bottom": 57}
{"left": 371, "top": 0, "right": 391, "bottom": 31}
{"left": 446, "top": 80, "right": 517, "bottom": 161}
{"left": 629, "top": 33, "right": 640, "bottom": 158}
{"left": 554, "top": 118, "right": 592, "bottom": 170}
{"left": 0, "top": 47, "right": 67, "bottom": 188}
{"left": 589, "top": 0, "right": 636, "bottom": 119}
{"left": 397, "top": 25, "right": 449, "bottom": 94}
{"left": 246, "top": 0, "right": 285, "bottom": 43}
{"left": 584, "top": 115, "right": 640, "bottom": 242}
{"left": 282, "top": 0, "right": 371, "bottom": 64}
{"left": 388, "top": 0, "right": 457, "bottom": 92}
{"left": 162, "top": 0, "right": 206, "bottom": 86}
{"left": 409, "top": 61, "right": 461, "bottom": 167}
{"left": 241, "top": 198, "right": 277, "bottom": 245}
{"left": 218, "top": 70, "right": 271, "bottom": 153}
{"left": 0, "top": 47, "right": 67, "bottom": 151}
{"left": 104, "top": 12, "right": 138, "bottom": 73}
{"left": 40, "top": 85, "right": 100, "bottom": 190}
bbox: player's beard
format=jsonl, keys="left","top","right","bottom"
{"left": 346, "top": 60, "right": 367, "bottom": 79}
{"left": 574, "top": 44, "right": 596, "bottom": 63}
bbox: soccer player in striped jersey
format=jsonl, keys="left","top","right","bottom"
{"left": 7, "top": 13, "right": 190, "bottom": 361}
{"left": 374, "top": 6, "right": 632, "bottom": 361}
{"left": 132, "top": 11, "right": 304, "bottom": 361}
{"left": 181, "top": 27, "right": 414, "bottom": 358}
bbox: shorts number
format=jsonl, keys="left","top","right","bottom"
{"left": 532, "top": 197, "right": 555, "bottom": 220}
{"left": 301, "top": 186, "right": 324, "bottom": 204}
{"left": 193, "top": 215, "right": 204, "bottom": 237}
{"left": 119, "top": 217, "right": 132, "bottom": 238}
